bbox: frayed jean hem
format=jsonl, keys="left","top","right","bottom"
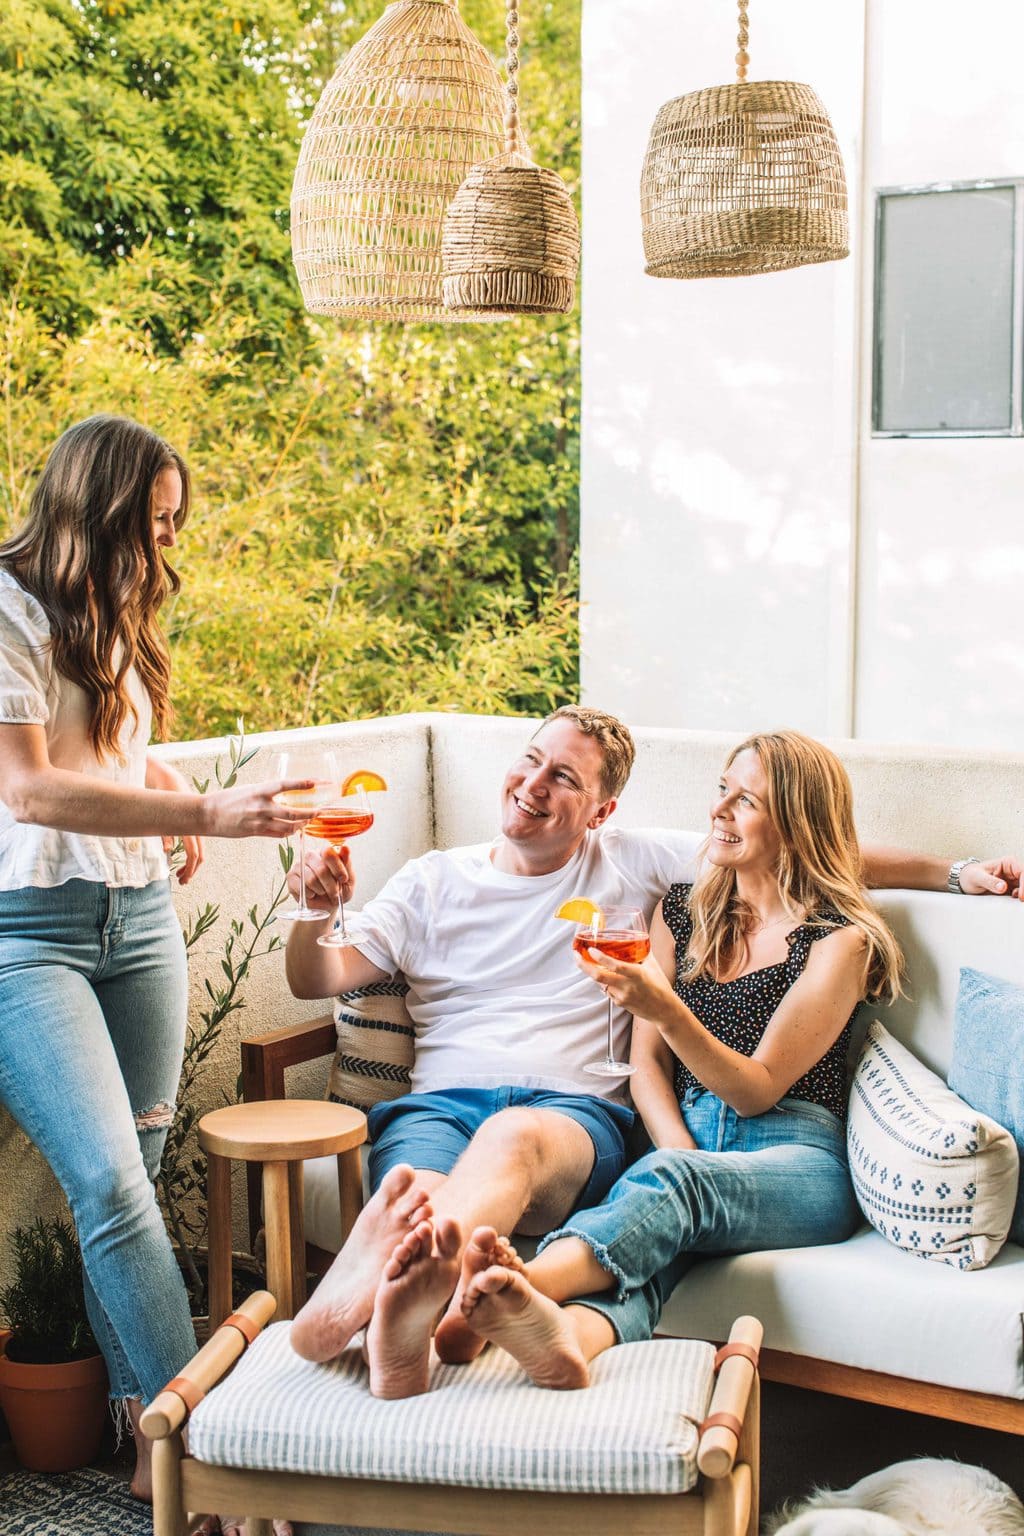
{"left": 536, "top": 1224, "right": 629, "bottom": 1302}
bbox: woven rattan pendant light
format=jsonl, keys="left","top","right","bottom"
{"left": 291, "top": 0, "right": 506, "bottom": 322}
{"left": 640, "top": 0, "right": 849, "bottom": 278}
{"left": 441, "top": 2, "right": 580, "bottom": 316}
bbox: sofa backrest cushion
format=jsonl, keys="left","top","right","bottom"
{"left": 868, "top": 891, "right": 1024, "bottom": 1077}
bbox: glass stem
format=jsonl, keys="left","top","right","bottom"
{"left": 297, "top": 829, "right": 308, "bottom": 910}
{"left": 336, "top": 847, "right": 348, "bottom": 938}
{"left": 606, "top": 995, "right": 615, "bottom": 1065}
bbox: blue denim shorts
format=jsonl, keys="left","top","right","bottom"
{"left": 367, "top": 1087, "right": 636, "bottom": 1211}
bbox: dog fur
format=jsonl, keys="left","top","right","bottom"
{"left": 764, "top": 1458, "right": 1024, "bottom": 1536}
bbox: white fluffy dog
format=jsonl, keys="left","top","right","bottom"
{"left": 764, "top": 1459, "right": 1024, "bottom": 1536}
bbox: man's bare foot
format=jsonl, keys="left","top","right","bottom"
{"left": 365, "top": 1217, "right": 462, "bottom": 1399}
{"left": 434, "top": 1225, "right": 527, "bottom": 1364}
{"left": 290, "top": 1164, "right": 431, "bottom": 1362}
{"left": 461, "top": 1264, "right": 590, "bottom": 1390}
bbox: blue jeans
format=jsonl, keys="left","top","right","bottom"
{"left": 538, "top": 1088, "right": 860, "bottom": 1343}
{"left": 0, "top": 879, "right": 197, "bottom": 1403}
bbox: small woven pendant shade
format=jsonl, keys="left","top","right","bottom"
{"left": 441, "top": 3, "right": 580, "bottom": 316}
{"left": 291, "top": 0, "right": 506, "bottom": 321}
{"left": 640, "top": 1, "right": 848, "bottom": 278}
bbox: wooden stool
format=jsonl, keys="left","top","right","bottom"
{"left": 198, "top": 1099, "right": 366, "bottom": 1328}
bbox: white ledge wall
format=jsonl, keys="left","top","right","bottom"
{"left": 580, "top": 0, "right": 1024, "bottom": 750}
{"left": 1, "top": 710, "right": 1022, "bottom": 1279}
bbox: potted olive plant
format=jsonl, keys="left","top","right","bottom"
{"left": 0, "top": 1217, "right": 109, "bottom": 1471}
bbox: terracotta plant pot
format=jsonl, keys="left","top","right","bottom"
{"left": 0, "top": 1329, "right": 109, "bottom": 1472}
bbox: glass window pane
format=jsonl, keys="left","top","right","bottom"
{"left": 875, "top": 187, "right": 1015, "bottom": 433}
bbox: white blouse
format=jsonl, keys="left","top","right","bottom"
{"left": 0, "top": 569, "right": 168, "bottom": 890}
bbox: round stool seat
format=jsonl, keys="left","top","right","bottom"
{"left": 199, "top": 1100, "right": 365, "bottom": 1162}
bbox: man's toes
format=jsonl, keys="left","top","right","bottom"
{"left": 434, "top": 1217, "right": 462, "bottom": 1260}
{"left": 380, "top": 1163, "right": 416, "bottom": 1201}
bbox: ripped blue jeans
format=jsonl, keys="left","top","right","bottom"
{"left": 537, "top": 1088, "right": 859, "bottom": 1344}
{"left": 0, "top": 878, "right": 196, "bottom": 1404}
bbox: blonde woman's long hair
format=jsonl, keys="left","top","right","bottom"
{"left": 0, "top": 414, "right": 189, "bottom": 759}
{"left": 685, "top": 731, "right": 903, "bottom": 1003}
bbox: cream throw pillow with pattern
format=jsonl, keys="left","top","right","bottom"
{"left": 847, "top": 1019, "right": 1019, "bottom": 1271}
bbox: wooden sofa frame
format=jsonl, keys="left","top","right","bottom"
{"left": 143, "top": 1293, "right": 762, "bottom": 1536}
{"left": 241, "top": 1016, "right": 1024, "bottom": 1439}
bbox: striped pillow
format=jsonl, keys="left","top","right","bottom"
{"left": 848, "top": 1020, "right": 1019, "bottom": 1270}
{"left": 187, "top": 1321, "right": 716, "bottom": 1494}
{"left": 327, "top": 980, "right": 414, "bottom": 1112}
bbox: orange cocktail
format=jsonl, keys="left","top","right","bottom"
{"left": 572, "top": 930, "right": 651, "bottom": 967}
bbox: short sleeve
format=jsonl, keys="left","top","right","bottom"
{"left": 0, "top": 574, "right": 51, "bottom": 724}
{"left": 348, "top": 855, "right": 430, "bottom": 978}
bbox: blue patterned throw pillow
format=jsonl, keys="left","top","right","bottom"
{"left": 848, "top": 1020, "right": 1019, "bottom": 1270}
{"left": 949, "top": 966, "right": 1024, "bottom": 1247}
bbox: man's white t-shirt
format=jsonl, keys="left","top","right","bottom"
{"left": 348, "top": 826, "right": 702, "bottom": 1102}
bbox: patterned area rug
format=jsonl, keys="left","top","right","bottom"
{"left": 0, "top": 1466, "right": 152, "bottom": 1536}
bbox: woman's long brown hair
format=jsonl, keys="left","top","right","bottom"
{"left": 0, "top": 414, "right": 190, "bottom": 758}
{"left": 685, "top": 730, "right": 904, "bottom": 1003}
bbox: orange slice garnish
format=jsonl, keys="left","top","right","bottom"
{"left": 341, "top": 769, "right": 388, "bottom": 795}
{"left": 554, "top": 898, "right": 605, "bottom": 927}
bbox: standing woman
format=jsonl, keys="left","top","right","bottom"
{"left": 0, "top": 415, "right": 310, "bottom": 1495}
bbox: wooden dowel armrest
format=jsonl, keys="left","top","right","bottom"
{"left": 140, "top": 1291, "right": 277, "bottom": 1441}
{"left": 241, "top": 1012, "right": 336, "bottom": 1102}
{"left": 697, "top": 1315, "right": 763, "bottom": 1479}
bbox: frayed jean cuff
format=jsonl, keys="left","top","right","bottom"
{"left": 535, "top": 1225, "right": 629, "bottom": 1302}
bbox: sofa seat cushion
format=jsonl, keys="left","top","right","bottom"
{"left": 657, "top": 1227, "right": 1024, "bottom": 1400}
{"left": 188, "top": 1322, "right": 716, "bottom": 1494}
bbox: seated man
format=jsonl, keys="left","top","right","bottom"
{"left": 284, "top": 704, "right": 1021, "bottom": 1397}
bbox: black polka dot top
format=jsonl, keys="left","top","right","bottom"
{"left": 662, "top": 884, "right": 859, "bottom": 1120}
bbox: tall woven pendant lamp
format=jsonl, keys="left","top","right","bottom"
{"left": 291, "top": 0, "right": 506, "bottom": 322}
{"left": 640, "top": 0, "right": 849, "bottom": 278}
{"left": 441, "top": 2, "right": 580, "bottom": 316}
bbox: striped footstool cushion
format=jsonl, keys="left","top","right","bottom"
{"left": 188, "top": 1322, "right": 716, "bottom": 1494}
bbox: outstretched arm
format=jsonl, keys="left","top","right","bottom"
{"left": 861, "top": 843, "right": 1023, "bottom": 900}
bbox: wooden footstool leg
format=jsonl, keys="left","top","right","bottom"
{"left": 287, "top": 1160, "right": 307, "bottom": 1312}
{"left": 206, "top": 1151, "right": 233, "bottom": 1329}
{"left": 263, "top": 1160, "right": 295, "bottom": 1318}
{"left": 337, "top": 1144, "right": 362, "bottom": 1245}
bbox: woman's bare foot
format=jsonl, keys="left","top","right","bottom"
{"left": 365, "top": 1217, "right": 462, "bottom": 1399}
{"left": 290, "top": 1164, "right": 432, "bottom": 1362}
{"left": 434, "top": 1225, "right": 527, "bottom": 1364}
{"left": 127, "top": 1398, "right": 152, "bottom": 1502}
{"left": 215, "top": 1519, "right": 293, "bottom": 1535}
{"left": 461, "top": 1264, "right": 590, "bottom": 1389}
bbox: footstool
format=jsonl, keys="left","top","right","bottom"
{"left": 143, "top": 1292, "right": 761, "bottom": 1536}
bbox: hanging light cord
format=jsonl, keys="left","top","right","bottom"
{"left": 736, "top": 0, "right": 750, "bottom": 83}
{"left": 504, "top": 2, "right": 521, "bottom": 154}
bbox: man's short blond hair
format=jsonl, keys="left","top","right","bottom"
{"left": 538, "top": 705, "right": 636, "bottom": 800}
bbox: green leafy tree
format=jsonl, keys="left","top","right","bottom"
{"left": 0, "top": 0, "right": 582, "bottom": 735}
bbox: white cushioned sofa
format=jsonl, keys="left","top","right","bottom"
{"left": 173, "top": 712, "right": 1024, "bottom": 1437}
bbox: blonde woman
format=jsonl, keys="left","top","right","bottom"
{"left": 0, "top": 415, "right": 310, "bottom": 1496}
{"left": 458, "top": 730, "right": 904, "bottom": 1387}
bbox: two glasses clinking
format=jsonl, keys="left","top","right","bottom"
{"left": 271, "top": 748, "right": 387, "bottom": 948}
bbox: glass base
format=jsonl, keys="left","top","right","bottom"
{"left": 317, "top": 929, "right": 360, "bottom": 948}
{"left": 583, "top": 1059, "right": 636, "bottom": 1078}
{"left": 278, "top": 906, "right": 332, "bottom": 923}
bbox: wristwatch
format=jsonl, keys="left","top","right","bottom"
{"left": 947, "top": 856, "right": 981, "bottom": 894}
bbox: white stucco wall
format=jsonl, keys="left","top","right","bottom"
{"left": 581, "top": 0, "right": 1024, "bottom": 751}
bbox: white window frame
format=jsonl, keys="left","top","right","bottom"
{"left": 872, "top": 177, "right": 1024, "bottom": 438}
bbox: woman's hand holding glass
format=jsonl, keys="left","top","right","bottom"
{"left": 573, "top": 934, "right": 676, "bottom": 1024}
{"left": 199, "top": 779, "right": 320, "bottom": 840}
